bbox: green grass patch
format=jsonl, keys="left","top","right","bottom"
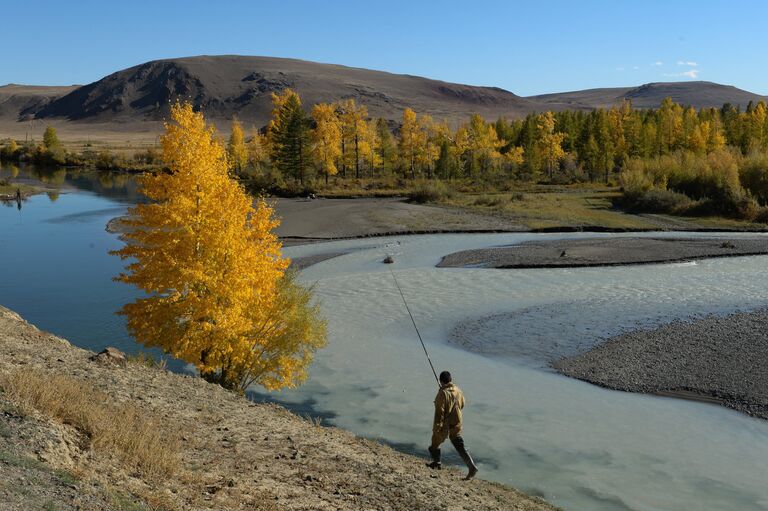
{"left": 444, "top": 187, "right": 659, "bottom": 230}
{"left": 0, "top": 449, "right": 45, "bottom": 471}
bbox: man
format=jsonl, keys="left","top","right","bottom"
{"left": 427, "top": 370, "right": 478, "bottom": 480}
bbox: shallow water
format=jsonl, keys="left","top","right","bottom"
{"left": 279, "top": 234, "right": 768, "bottom": 511}
{"left": 2, "top": 164, "right": 768, "bottom": 511}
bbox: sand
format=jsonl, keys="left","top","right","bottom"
{"left": 273, "top": 197, "right": 520, "bottom": 242}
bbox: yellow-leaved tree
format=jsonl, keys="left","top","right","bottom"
{"left": 227, "top": 118, "right": 248, "bottom": 172}
{"left": 311, "top": 103, "right": 342, "bottom": 184}
{"left": 113, "top": 102, "right": 326, "bottom": 392}
{"left": 534, "top": 111, "right": 565, "bottom": 180}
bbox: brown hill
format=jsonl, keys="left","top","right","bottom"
{"left": 528, "top": 81, "right": 768, "bottom": 110}
{"left": 0, "top": 84, "right": 79, "bottom": 120}
{"left": 3, "top": 58, "right": 767, "bottom": 140}
{"left": 32, "top": 55, "right": 534, "bottom": 127}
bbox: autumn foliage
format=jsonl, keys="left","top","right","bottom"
{"left": 114, "top": 102, "right": 326, "bottom": 391}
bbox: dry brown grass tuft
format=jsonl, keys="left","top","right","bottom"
{"left": 0, "top": 369, "right": 179, "bottom": 479}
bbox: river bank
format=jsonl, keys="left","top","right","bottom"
{"left": 0, "top": 305, "right": 558, "bottom": 511}
{"left": 553, "top": 309, "right": 768, "bottom": 420}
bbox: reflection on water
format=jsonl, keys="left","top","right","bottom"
{"left": 0, "top": 163, "right": 148, "bottom": 357}
{"left": 2, "top": 163, "right": 768, "bottom": 511}
{"left": 0, "top": 163, "right": 145, "bottom": 204}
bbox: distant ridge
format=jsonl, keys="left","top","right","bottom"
{"left": 1, "top": 57, "right": 767, "bottom": 129}
{"left": 0, "top": 84, "right": 79, "bottom": 120}
{"left": 28, "top": 55, "right": 533, "bottom": 126}
{"left": 528, "top": 81, "right": 768, "bottom": 110}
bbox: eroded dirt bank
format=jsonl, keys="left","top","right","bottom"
{"left": 0, "top": 306, "right": 558, "bottom": 511}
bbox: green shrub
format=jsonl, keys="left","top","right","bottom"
{"left": 739, "top": 153, "right": 768, "bottom": 206}
{"left": 408, "top": 180, "right": 454, "bottom": 203}
{"left": 95, "top": 150, "right": 122, "bottom": 170}
{"left": 755, "top": 207, "right": 768, "bottom": 224}
{"left": 132, "top": 147, "right": 162, "bottom": 166}
{"left": 473, "top": 194, "right": 503, "bottom": 207}
{"left": 619, "top": 189, "right": 693, "bottom": 214}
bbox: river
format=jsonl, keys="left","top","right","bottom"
{"left": 1, "top": 163, "right": 767, "bottom": 511}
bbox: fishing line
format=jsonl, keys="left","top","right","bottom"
{"left": 387, "top": 263, "right": 440, "bottom": 385}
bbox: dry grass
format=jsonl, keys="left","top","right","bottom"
{"left": 127, "top": 351, "right": 168, "bottom": 371}
{"left": 0, "top": 369, "right": 179, "bottom": 479}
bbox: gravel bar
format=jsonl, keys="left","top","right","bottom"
{"left": 553, "top": 309, "right": 768, "bottom": 420}
{"left": 437, "top": 237, "right": 768, "bottom": 269}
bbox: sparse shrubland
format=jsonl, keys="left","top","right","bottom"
{"left": 0, "top": 369, "right": 179, "bottom": 479}
{"left": 619, "top": 149, "right": 768, "bottom": 220}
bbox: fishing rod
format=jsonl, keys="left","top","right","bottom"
{"left": 387, "top": 263, "right": 440, "bottom": 385}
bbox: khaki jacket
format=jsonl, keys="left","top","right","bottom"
{"left": 433, "top": 382, "right": 464, "bottom": 432}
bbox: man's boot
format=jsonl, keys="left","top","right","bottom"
{"left": 426, "top": 445, "right": 441, "bottom": 470}
{"left": 451, "top": 436, "right": 478, "bottom": 480}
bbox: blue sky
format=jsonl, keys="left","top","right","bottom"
{"left": 4, "top": 0, "right": 767, "bottom": 96}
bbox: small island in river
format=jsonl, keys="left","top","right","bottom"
{"left": 437, "top": 236, "right": 768, "bottom": 269}
{"left": 553, "top": 309, "right": 768, "bottom": 420}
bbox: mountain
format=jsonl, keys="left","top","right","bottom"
{"left": 31, "top": 55, "right": 534, "bottom": 126}
{"left": 0, "top": 84, "right": 79, "bottom": 120}
{"left": 2, "top": 58, "right": 767, "bottom": 132}
{"left": 528, "top": 81, "right": 768, "bottom": 110}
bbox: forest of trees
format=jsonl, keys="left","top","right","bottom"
{"left": 226, "top": 90, "right": 768, "bottom": 220}
{"left": 3, "top": 91, "right": 768, "bottom": 220}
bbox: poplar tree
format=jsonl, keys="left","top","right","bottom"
{"left": 338, "top": 99, "right": 369, "bottom": 179}
{"left": 43, "top": 125, "right": 60, "bottom": 149}
{"left": 114, "top": 102, "right": 326, "bottom": 392}
{"left": 399, "top": 108, "right": 422, "bottom": 179}
{"left": 247, "top": 130, "right": 271, "bottom": 173}
{"left": 227, "top": 118, "right": 248, "bottom": 172}
{"left": 374, "top": 118, "right": 398, "bottom": 175}
{"left": 534, "top": 112, "right": 565, "bottom": 180}
{"left": 311, "top": 103, "right": 342, "bottom": 184}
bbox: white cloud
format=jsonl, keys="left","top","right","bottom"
{"left": 663, "top": 69, "right": 700, "bottom": 79}
{"left": 615, "top": 66, "right": 625, "bottom": 71}
{"left": 633, "top": 66, "right": 640, "bottom": 70}
{"left": 653, "top": 61, "right": 664, "bottom": 66}
{"left": 676, "top": 60, "right": 698, "bottom": 67}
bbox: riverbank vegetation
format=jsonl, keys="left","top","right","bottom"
{"left": 3, "top": 94, "right": 768, "bottom": 224}
{"left": 0, "top": 127, "right": 162, "bottom": 172}
{"left": 240, "top": 92, "right": 768, "bottom": 222}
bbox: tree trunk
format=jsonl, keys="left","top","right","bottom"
{"left": 354, "top": 134, "right": 360, "bottom": 179}
{"left": 298, "top": 137, "right": 304, "bottom": 185}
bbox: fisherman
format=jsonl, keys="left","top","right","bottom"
{"left": 427, "top": 370, "right": 478, "bottom": 480}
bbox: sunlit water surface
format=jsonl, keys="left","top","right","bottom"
{"left": 2, "top": 164, "right": 767, "bottom": 511}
